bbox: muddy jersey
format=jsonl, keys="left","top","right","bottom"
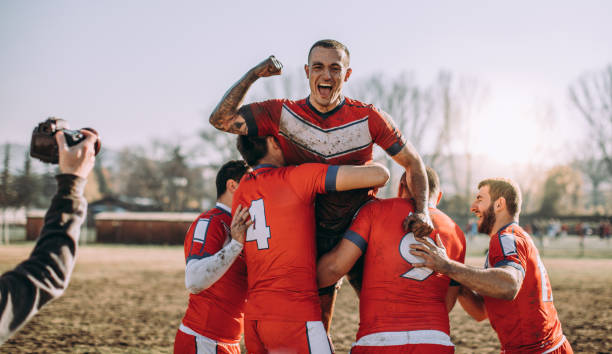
{"left": 484, "top": 222, "right": 566, "bottom": 353}
{"left": 232, "top": 163, "right": 338, "bottom": 321}
{"left": 181, "top": 203, "right": 247, "bottom": 343}
{"left": 240, "top": 97, "right": 405, "bottom": 234}
{"left": 344, "top": 198, "right": 466, "bottom": 340}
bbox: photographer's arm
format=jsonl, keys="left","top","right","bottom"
{"left": 0, "top": 131, "right": 95, "bottom": 344}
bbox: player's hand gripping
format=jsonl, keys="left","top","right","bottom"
{"left": 251, "top": 55, "right": 283, "bottom": 78}
{"left": 409, "top": 234, "right": 451, "bottom": 274}
{"left": 403, "top": 212, "right": 434, "bottom": 239}
{"left": 230, "top": 205, "right": 253, "bottom": 244}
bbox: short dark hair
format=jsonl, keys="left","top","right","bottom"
{"left": 215, "top": 160, "right": 248, "bottom": 199}
{"left": 478, "top": 178, "right": 522, "bottom": 218}
{"left": 308, "top": 39, "right": 350, "bottom": 64}
{"left": 236, "top": 135, "right": 269, "bottom": 167}
{"left": 426, "top": 166, "right": 440, "bottom": 200}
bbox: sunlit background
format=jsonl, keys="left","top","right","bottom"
{"left": 1, "top": 0, "right": 611, "bottom": 217}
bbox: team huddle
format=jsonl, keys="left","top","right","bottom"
{"left": 174, "top": 40, "right": 573, "bottom": 354}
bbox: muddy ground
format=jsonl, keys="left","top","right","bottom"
{"left": 1, "top": 244, "right": 610, "bottom": 353}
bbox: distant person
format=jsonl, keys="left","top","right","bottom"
{"left": 0, "top": 130, "right": 97, "bottom": 345}
{"left": 174, "top": 160, "right": 249, "bottom": 354}
{"left": 317, "top": 167, "right": 466, "bottom": 353}
{"left": 208, "top": 38, "right": 432, "bottom": 330}
{"left": 410, "top": 178, "right": 572, "bottom": 353}
{"left": 232, "top": 135, "right": 389, "bottom": 353}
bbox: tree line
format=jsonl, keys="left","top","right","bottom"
{"left": 1, "top": 64, "right": 610, "bottom": 233}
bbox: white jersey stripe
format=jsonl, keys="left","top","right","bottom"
{"left": 279, "top": 105, "right": 372, "bottom": 159}
{"left": 306, "top": 321, "right": 332, "bottom": 354}
{"left": 352, "top": 330, "right": 454, "bottom": 347}
{"left": 541, "top": 335, "right": 567, "bottom": 354}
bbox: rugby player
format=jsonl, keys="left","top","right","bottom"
{"left": 232, "top": 134, "right": 389, "bottom": 353}
{"left": 410, "top": 178, "right": 573, "bottom": 353}
{"left": 209, "top": 39, "right": 432, "bottom": 330}
{"left": 317, "top": 167, "right": 466, "bottom": 353}
{"left": 174, "top": 160, "right": 249, "bottom": 354}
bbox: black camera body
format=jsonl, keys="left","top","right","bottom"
{"left": 30, "top": 118, "right": 100, "bottom": 164}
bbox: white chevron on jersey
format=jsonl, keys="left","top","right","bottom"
{"left": 278, "top": 105, "right": 372, "bottom": 159}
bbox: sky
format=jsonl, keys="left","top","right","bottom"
{"left": 1, "top": 0, "right": 611, "bottom": 165}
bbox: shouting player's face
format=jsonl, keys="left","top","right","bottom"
{"left": 305, "top": 46, "right": 352, "bottom": 113}
{"left": 471, "top": 186, "right": 496, "bottom": 235}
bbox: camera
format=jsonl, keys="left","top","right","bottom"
{"left": 30, "top": 117, "right": 101, "bottom": 164}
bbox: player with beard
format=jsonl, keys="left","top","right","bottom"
{"left": 409, "top": 178, "right": 572, "bottom": 353}
{"left": 208, "top": 39, "right": 432, "bottom": 331}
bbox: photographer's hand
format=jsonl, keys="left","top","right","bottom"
{"left": 56, "top": 130, "right": 97, "bottom": 179}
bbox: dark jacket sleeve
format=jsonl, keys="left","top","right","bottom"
{"left": 0, "top": 174, "right": 87, "bottom": 344}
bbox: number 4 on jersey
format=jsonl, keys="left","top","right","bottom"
{"left": 246, "top": 199, "right": 271, "bottom": 250}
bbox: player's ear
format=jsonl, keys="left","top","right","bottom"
{"left": 495, "top": 197, "right": 506, "bottom": 212}
{"left": 226, "top": 179, "right": 239, "bottom": 194}
{"left": 344, "top": 67, "right": 352, "bottom": 82}
{"left": 436, "top": 191, "right": 443, "bottom": 206}
{"left": 304, "top": 64, "right": 309, "bottom": 79}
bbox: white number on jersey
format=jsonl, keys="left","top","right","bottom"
{"left": 398, "top": 232, "right": 434, "bottom": 281}
{"left": 246, "top": 199, "right": 271, "bottom": 250}
{"left": 536, "top": 254, "right": 554, "bottom": 302}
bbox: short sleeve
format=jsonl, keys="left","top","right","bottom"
{"left": 184, "top": 216, "right": 230, "bottom": 263}
{"left": 488, "top": 233, "right": 526, "bottom": 276}
{"left": 286, "top": 163, "right": 336, "bottom": 202}
{"left": 343, "top": 201, "right": 377, "bottom": 254}
{"left": 238, "top": 99, "right": 285, "bottom": 137}
{"left": 368, "top": 106, "right": 406, "bottom": 156}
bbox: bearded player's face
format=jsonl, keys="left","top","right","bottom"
{"left": 471, "top": 186, "right": 497, "bottom": 235}
{"left": 305, "top": 46, "right": 352, "bottom": 112}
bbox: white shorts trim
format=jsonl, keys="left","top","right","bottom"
{"left": 306, "top": 321, "right": 333, "bottom": 354}
{"left": 541, "top": 335, "right": 567, "bottom": 354}
{"left": 178, "top": 323, "right": 240, "bottom": 353}
{"left": 352, "top": 330, "right": 454, "bottom": 347}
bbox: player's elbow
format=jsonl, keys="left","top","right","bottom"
{"left": 317, "top": 262, "right": 344, "bottom": 288}
{"left": 371, "top": 164, "right": 390, "bottom": 187}
{"left": 185, "top": 278, "right": 206, "bottom": 294}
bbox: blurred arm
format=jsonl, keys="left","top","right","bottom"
{"left": 445, "top": 285, "right": 460, "bottom": 313}
{"left": 458, "top": 285, "right": 488, "bottom": 321}
{"left": 317, "top": 239, "right": 364, "bottom": 288}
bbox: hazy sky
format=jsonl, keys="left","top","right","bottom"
{"left": 1, "top": 0, "right": 611, "bottom": 164}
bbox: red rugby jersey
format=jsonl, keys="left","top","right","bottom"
{"left": 240, "top": 97, "right": 406, "bottom": 233}
{"left": 180, "top": 203, "right": 247, "bottom": 343}
{"left": 344, "top": 199, "right": 466, "bottom": 340}
{"left": 483, "top": 222, "right": 566, "bottom": 353}
{"left": 232, "top": 163, "right": 338, "bottom": 321}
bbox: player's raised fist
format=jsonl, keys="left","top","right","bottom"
{"left": 251, "top": 55, "right": 283, "bottom": 78}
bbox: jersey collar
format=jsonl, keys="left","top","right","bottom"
{"left": 253, "top": 163, "right": 278, "bottom": 171}
{"left": 215, "top": 202, "right": 231, "bottom": 215}
{"left": 494, "top": 221, "right": 518, "bottom": 236}
{"left": 306, "top": 95, "right": 346, "bottom": 119}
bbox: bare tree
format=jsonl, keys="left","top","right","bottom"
{"left": 569, "top": 64, "right": 612, "bottom": 177}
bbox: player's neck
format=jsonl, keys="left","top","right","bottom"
{"left": 257, "top": 155, "right": 284, "bottom": 168}
{"left": 490, "top": 214, "right": 517, "bottom": 236}
{"left": 217, "top": 193, "right": 233, "bottom": 209}
{"left": 308, "top": 95, "right": 343, "bottom": 113}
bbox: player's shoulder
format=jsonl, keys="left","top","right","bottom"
{"left": 199, "top": 206, "right": 231, "bottom": 223}
{"left": 343, "top": 97, "right": 378, "bottom": 111}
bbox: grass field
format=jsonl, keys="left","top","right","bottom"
{"left": 1, "top": 239, "right": 611, "bottom": 353}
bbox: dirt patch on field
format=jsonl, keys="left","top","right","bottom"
{"left": 1, "top": 246, "right": 611, "bottom": 353}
